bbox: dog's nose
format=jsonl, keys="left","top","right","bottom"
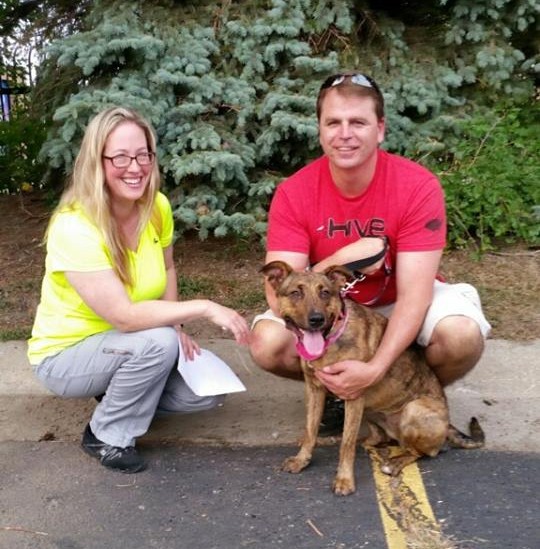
{"left": 308, "top": 312, "right": 325, "bottom": 330}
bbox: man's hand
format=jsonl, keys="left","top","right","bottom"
{"left": 314, "top": 360, "right": 385, "bottom": 400}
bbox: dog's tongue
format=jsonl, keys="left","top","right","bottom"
{"left": 301, "top": 331, "right": 325, "bottom": 357}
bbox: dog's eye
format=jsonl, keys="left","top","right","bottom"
{"left": 289, "top": 290, "right": 302, "bottom": 299}
{"left": 320, "top": 289, "right": 331, "bottom": 299}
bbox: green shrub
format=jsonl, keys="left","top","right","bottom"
{"left": 0, "top": 114, "right": 47, "bottom": 193}
{"left": 432, "top": 102, "right": 540, "bottom": 251}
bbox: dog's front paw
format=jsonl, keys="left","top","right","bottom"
{"left": 281, "top": 455, "right": 310, "bottom": 474}
{"left": 332, "top": 475, "right": 356, "bottom": 496}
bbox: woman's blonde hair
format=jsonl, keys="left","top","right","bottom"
{"left": 53, "top": 106, "right": 161, "bottom": 286}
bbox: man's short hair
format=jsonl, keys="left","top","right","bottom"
{"left": 316, "top": 73, "right": 385, "bottom": 120}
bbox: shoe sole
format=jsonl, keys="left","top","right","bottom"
{"left": 101, "top": 461, "right": 147, "bottom": 474}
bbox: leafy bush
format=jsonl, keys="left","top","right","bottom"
{"left": 0, "top": 114, "right": 47, "bottom": 193}
{"left": 431, "top": 102, "right": 540, "bottom": 251}
{"left": 21, "top": 0, "right": 538, "bottom": 250}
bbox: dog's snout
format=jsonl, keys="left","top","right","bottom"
{"left": 308, "top": 312, "right": 325, "bottom": 329}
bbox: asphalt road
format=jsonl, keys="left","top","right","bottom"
{"left": 1, "top": 443, "right": 538, "bottom": 549}
{"left": 2, "top": 338, "right": 539, "bottom": 548}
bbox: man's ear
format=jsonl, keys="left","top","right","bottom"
{"left": 260, "top": 261, "right": 293, "bottom": 290}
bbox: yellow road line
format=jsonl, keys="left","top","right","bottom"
{"left": 368, "top": 447, "right": 441, "bottom": 549}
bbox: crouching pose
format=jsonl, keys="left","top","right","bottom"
{"left": 250, "top": 72, "right": 491, "bottom": 435}
{"left": 28, "top": 107, "right": 249, "bottom": 473}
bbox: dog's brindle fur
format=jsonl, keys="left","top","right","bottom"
{"left": 262, "top": 261, "right": 484, "bottom": 496}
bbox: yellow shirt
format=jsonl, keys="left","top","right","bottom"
{"left": 27, "top": 192, "right": 174, "bottom": 365}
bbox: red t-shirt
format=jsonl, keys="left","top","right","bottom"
{"left": 267, "top": 150, "right": 446, "bottom": 305}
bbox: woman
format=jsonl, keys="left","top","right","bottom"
{"left": 28, "top": 106, "right": 250, "bottom": 473}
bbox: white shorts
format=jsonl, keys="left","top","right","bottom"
{"left": 252, "top": 280, "right": 491, "bottom": 348}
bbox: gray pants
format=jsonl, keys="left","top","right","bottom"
{"left": 34, "top": 327, "right": 224, "bottom": 448}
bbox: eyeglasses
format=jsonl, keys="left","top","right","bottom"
{"left": 320, "top": 73, "right": 380, "bottom": 93}
{"left": 103, "top": 152, "right": 155, "bottom": 168}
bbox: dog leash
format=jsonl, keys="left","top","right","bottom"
{"left": 343, "top": 236, "right": 389, "bottom": 276}
{"left": 340, "top": 237, "right": 393, "bottom": 306}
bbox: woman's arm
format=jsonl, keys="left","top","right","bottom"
{"left": 161, "top": 244, "right": 179, "bottom": 302}
{"left": 65, "top": 264, "right": 250, "bottom": 344}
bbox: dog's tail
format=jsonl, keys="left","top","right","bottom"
{"left": 447, "top": 417, "right": 485, "bottom": 449}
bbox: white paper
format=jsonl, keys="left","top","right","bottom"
{"left": 177, "top": 344, "right": 246, "bottom": 397}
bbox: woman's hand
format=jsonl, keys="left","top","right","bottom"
{"left": 175, "top": 326, "right": 201, "bottom": 361}
{"left": 205, "top": 302, "right": 251, "bottom": 345}
{"left": 314, "top": 359, "right": 386, "bottom": 400}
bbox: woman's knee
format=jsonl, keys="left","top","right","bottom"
{"left": 131, "top": 327, "right": 179, "bottom": 375}
{"left": 119, "top": 326, "right": 179, "bottom": 377}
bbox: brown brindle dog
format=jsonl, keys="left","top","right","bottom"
{"left": 261, "top": 261, "right": 484, "bottom": 496}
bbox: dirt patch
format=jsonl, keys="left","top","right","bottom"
{"left": 1, "top": 193, "right": 538, "bottom": 341}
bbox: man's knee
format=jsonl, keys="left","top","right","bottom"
{"left": 249, "top": 326, "right": 281, "bottom": 372}
{"left": 431, "top": 316, "right": 484, "bottom": 358}
{"left": 426, "top": 316, "right": 485, "bottom": 385}
{"left": 249, "top": 321, "right": 302, "bottom": 378}
{"left": 249, "top": 321, "right": 283, "bottom": 370}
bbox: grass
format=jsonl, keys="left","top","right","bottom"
{"left": 178, "top": 274, "right": 266, "bottom": 312}
{"left": 178, "top": 274, "right": 217, "bottom": 297}
{"left": 0, "top": 327, "right": 31, "bottom": 341}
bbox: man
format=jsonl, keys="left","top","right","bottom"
{"left": 249, "top": 73, "right": 491, "bottom": 428}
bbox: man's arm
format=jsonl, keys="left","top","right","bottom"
{"left": 315, "top": 249, "right": 442, "bottom": 400}
{"left": 313, "top": 237, "right": 387, "bottom": 275}
{"left": 369, "top": 249, "right": 442, "bottom": 369}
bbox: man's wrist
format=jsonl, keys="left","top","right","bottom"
{"left": 367, "top": 359, "right": 390, "bottom": 379}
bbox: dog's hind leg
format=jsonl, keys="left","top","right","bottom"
{"left": 381, "top": 397, "right": 449, "bottom": 477}
{"left": 360, "top": 420, "right": 392, "bottom": 447}
{"left": 380, "top": 449, "right": 423, "bottom": 476}
{"left": 333, "top": 398, "right": 365, "bottom": 496}
{"left": 282, "top": 376, "right": 326, "bottom": 474}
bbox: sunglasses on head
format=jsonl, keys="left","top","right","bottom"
{"left": 320, "top": 73, "right": 380, "bottom": 93}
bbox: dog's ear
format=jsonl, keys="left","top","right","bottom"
{"left": 324, "top": 265, "right": 354, "bottom": 287}
{"left": 260, "top": 261, "right": 293, "bottom": 290}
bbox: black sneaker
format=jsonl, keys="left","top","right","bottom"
{"left": 81, "top": 424, "right": 146, "bottom": 473}
{"left": 319, "top": 397, "right": 345, "bottom": 437}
